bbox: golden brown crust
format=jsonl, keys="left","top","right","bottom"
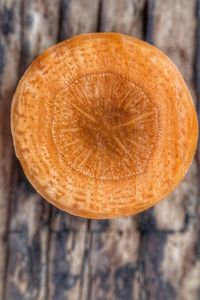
{"left": 11, "top": 33, "right": 198, "bottom": 219}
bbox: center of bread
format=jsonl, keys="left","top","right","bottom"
{"left": 52, "top": 73, "right": 158, "bottom": 180}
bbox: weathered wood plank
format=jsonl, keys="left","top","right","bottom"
{"left": 5, "top": 1, "right": 60, "bottom": 300}
{"left": 0, "top": 1, "right": 22, "bottom": 299}
{"left": 47, "top": 1, "right": 101, "bottom": 300}
{"left": 89, "top": 219, "right": 141, "bottom": 300}
{"left": 196, "top": 0, "right": 200, "bottom": 165}
{"left": 86, "top": 1, "right": 146, "bottom": 300}
{"left": 100, "top": 0, "right": 145, "bottom": 38}
{"left": 48, "top": 212, "right": 90, "bottom": 300}
{"left": 196, "top": 6, "right": 200, "bottom": 297}
{"left": 144, "top": 0, "right": 155, "bottom": 43}
{"left": 138, "top": 1, "right": 200, "bottom": 299}
{"left": 59, "top": 0, "right": 100, "bottom": 40}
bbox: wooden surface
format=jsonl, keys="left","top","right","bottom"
{"left": 0, "top": 0, "right": 200, "bottom": 299}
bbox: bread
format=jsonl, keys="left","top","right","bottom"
{"left": 11, "top": 33, "right": 198, "bottom": 219}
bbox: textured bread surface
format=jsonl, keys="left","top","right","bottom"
{"left": 11, "top": 33, "right": 198, "bottom": 219}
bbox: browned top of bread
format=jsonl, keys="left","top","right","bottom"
{"left": 11, "top": 33, "right": 198, "bottom": 219}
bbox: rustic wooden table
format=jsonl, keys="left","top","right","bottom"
{"left": 0, "top": 0, "right": 200, "bottom": 299}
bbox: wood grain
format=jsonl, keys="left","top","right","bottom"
{"left": 47, "top": 2, "right": 100, "bottom": 300}
{"left": 87, "top": 2, "right": 145, "bottom": 300}
{"left": 139, "top": 1, "right": 200, "bottom": 299}
{"left": 0, "top": 0, "right": 199, "bottom": 299}
{"left": 3, "top": 1, "right": 60, "bottom": 299}
{"left": 0, "top": 1, "right": 22, "bottom": 299}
